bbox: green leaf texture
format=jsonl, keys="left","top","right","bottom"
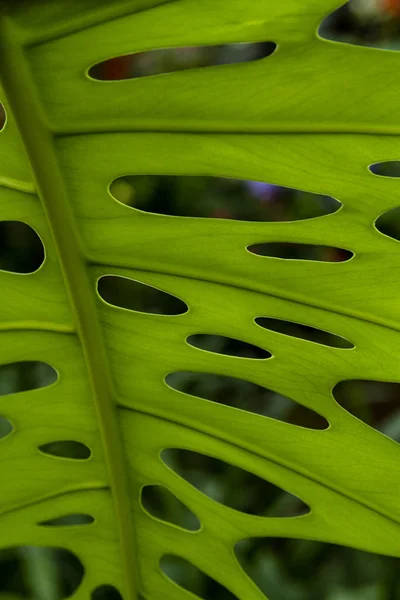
{"left": 1, "top": 1, "right": 400, "bottom": 599}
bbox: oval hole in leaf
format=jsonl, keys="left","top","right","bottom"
{"left": 333, "top": 380, "right": 400, "bottom": 443}
{"left": 248, "top": 242, "right": 353, "bottom": 262}
{"left": 165, "top": 372, "right": 328, "bottom": 429}
{"left": 375, "top": 206, "right": 400, "bottom": 241}
{"left": 255, "top": 317, "right": 354, "bottom": 349}
{"left": 0, "top": 222, "right": 45, "bottom": 273}
{"left": 162, "top": 449, "right": 309, "bottom": 517}
{"left": 369, "top": 161, "right": 400, "bottom": 178}
{"left": 39, "top": 514, "right": 94, "bottom": 527}
{"left": 39, "top": 441, "right": 91, "bottom": 460}
{"left": 160, "top": 554, "right": 238, "bottom": 600}
{"left": 89, "top": 42, "right": 276, "bottom": 80}
{"left": 110, "top": 175, "right": 341, "bottom": 220}
{"left": 187, "top": 334, "right": 271, "bottom": 359}
{"left": 0, "top": 103, "right": 5, "bottom": 131}
{"left": 141, "top": 485, "right": 200, "bottom": 531}
{"left": 92, "top": 585, "right": 123, "bottom": 600}
{"left": 236, "top": 537, "right": 400, "bottom": 599}
{"left": 319, "top": 1, "right": 400, "bottom": 50}
{"left": 0, "top": 416, "right": 13, "bottom": 439}
{"left": 0, "top": 361, "right": 57, "bottom": 396}
{"left": 0, "top": 547, "right": 84, "bottom": 599}
{"left": 97, "top": 275, "right": 188, "bottom": 315}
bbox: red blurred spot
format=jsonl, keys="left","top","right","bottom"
{"left": 382, "top": 0, "right": 400, "bottom": 16}
{"left": 97, "top": 55, "right": 132, "bottom": 80}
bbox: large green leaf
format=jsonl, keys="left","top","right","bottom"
{"left": 0, "top": 1, "right": 400, "bottom": 598}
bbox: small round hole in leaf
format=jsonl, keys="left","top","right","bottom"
{"left": 92, "top": 585, "right": 123, "bottom": 600}
{"left": 0, "top": 416, "right": 12, "bottom": 439}
{"left": 0, "top": 222, "right": 45, "bottom": 273}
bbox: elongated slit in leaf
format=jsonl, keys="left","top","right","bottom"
{"left": 165, "top": 372, "right": 328, "bottom": 429}
{"left": 162, "top": 449, "right": 310, "bottom": 517}
{"left": 375, "top": 207, "right": 400, "bottom": 241}
{"left": 97, "top": 275, "right": 188, "bottom": 315}
{"left": 247, "top": 242, "right": 353, "bottom": 262}
{"left": 88, "top": 42, "right": 277, "bottom": 80}
{"left": 39, "top": 441, "right": 92, "bottom": 460}
{"left": 369, "top": 161, "right": 400, "bottom": 178}
{"left": 110, "top": 175, "right": 341, "bottom": 220}
{"left": 255, "top": 317, "right": 354, "bottom": 349}
{"left": 333, "top": 380, "right": 400, "bottom": 443}
{"left": 319, "top": 1, "right": 400, "bottom": 50}
{"left": 0, "top": 103, "right": 5, "bottom": 131}
{"left": 39, "top": 514, "right": 95, "bottom": 526}
{"left": 187, "top": 334, "right": 271, "bottom": 359}
{"left": 141, "top": 485, "right": 201, "bottom": 531}
{"left": 0, "top": 361, "right": 57, "bottom": 395}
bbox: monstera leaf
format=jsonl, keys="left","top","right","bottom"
{"left": 1, "top": 1, "right": 400, "bottom": 599}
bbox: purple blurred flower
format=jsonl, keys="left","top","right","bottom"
{"left": 245, "top": 180, "right": 278, "bottom": 202}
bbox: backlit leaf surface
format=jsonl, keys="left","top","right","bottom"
{"left": 0, "top": 1, "right": 400, "bottom": 599}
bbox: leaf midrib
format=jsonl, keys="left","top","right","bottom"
{"left": 0, "top": 16, "right": 139, "bottom": 600}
